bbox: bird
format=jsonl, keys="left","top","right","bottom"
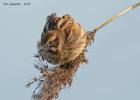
{"left": 37, "top": 13, "right": 87, "bottom": 65}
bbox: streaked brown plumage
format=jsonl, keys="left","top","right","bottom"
{"left": 38, "top": 14, "right": 87, "bottom": 65}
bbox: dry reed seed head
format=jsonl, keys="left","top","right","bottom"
{"left": 32, "top": 48, "right": 88, "bottom": 100}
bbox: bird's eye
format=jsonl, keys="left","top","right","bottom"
{"left": 48, "top": 41, "right": 52, "bottom": 44}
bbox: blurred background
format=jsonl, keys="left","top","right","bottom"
{"left": 0, "top": 0, "right": 140, "bottom": 100}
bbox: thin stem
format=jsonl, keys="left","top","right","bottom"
{"left": 93, "top": 2, "right": 140, "bottom": 32}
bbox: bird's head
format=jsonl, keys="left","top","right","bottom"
{"left": 40, "top": 30, "right": 64, "bottom": 54}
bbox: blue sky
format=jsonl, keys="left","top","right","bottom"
{"left": 0, "top": 0, "right": 140, "bottom": 100}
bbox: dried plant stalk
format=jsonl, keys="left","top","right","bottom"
{"left": 28, "top": 2, "right": 140, "bottom": 100}
{"left": 93, "top": 2, "right": 140, "bottom": 33}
